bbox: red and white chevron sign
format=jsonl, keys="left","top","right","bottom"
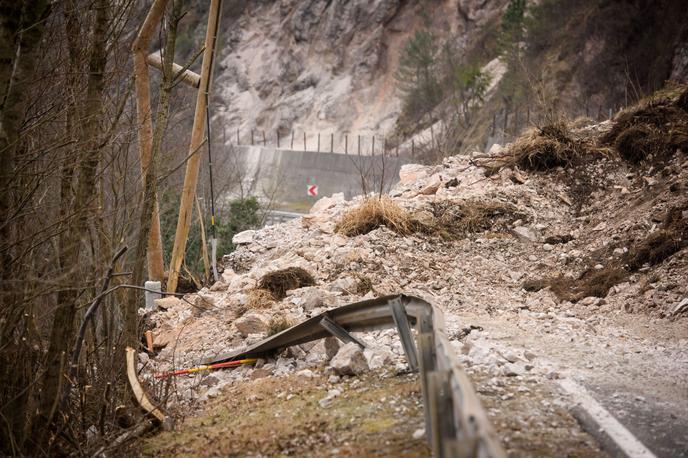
{"left": 307, "top": 185, "right": 318, "bottom": 197}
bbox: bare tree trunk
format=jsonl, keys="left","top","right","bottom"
{"left": 125, "top": 0, "right": 181, "bottom": 345}
{"left": 0, "top": 1, "right": 50, "bottom": 450}
{"left": 36, "top": 0, "right": 109, "bottom": 447}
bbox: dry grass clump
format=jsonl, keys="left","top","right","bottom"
{"left": 257, "top": 267, "right": 316, "bottom": 300}
{"left": 245, "top": 288, "right": 276, "bottom": 309}
{"left": 429, "top": 200, "right": 524, "bottom": 237}
{"left": 267, "top": 316, "right": 295, "bottom": 336}
{"left": 335, "top": 196, "right": 523, "bottom": 240}
{"left": 335, "top": 196, "right": 415, "bottom": 236}
{"left": 548, "top": 266, "right": 628, "bottom": 302}
{"left": 504, "top": 123, "right": 588, "bottom": 171}
{"left": 602, "top": 86, "right": 688, "bottom": 163}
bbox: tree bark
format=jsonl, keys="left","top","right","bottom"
{"left": 36, "top": 0, "right": 109, "bottom": 447}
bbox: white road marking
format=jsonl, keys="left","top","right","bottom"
{"left": 559, "top": 378, "right": 658, "bottom": 458}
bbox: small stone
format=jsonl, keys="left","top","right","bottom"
{"left": 296, "top": 369, "right": 315, "bottom": 379}
{"left": 232, "top": 230, "right": 256, "bottom": 245}
{"left": 412, "top": 428, "right": 425, "bottom": 440}
{"left": 328, "top": 375, "right": 341, "bottom": 384}
{"left": 512, "top": 226, "right": 539, "bottom": 243}
{"left": 542, "top": 243, "right": 553, "bottom": 251}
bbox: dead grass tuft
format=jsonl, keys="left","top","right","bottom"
{"left": 428, "top": 200, "right": 524, "bottom": 238}
{"left": 549, "top": 267, "right": 628, "bottom": 303}
{"left": 267, "top": 316, "right": 295, "bottom": 336}
{"left": 257, "top": 267, "right": 316, "bottom": 300}
{"left": 602, "top": 88, "right": 688, "bottom": 163}
{"left": 245, "top": 288, "right": 276, "bottom": 309}
{"left": 504, "top": 123, "right": 588, "bottom": 171}
{"left": 335, "top": 196, "right": 415, "bottom": 236}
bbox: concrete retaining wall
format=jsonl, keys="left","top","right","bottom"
{"left": 223, "top": 145, "right": 414, "bottom": 208}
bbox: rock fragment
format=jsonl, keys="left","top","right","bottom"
{"left": 330, "top": 342, "right": 369, "bottom": 375}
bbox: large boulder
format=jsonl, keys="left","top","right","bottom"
{"left": 330, "top": 342, "right": 369, "bottom": 375}
{"left": 235, "top": 313, "right": 269, "bottom": 336}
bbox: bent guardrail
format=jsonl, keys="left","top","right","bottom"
{"left": 203, "top": 294, "right": 505, "bottom": 458}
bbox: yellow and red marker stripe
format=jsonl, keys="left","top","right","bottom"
{"left": 154, "top": 358, "right": 257, "bottom": 379}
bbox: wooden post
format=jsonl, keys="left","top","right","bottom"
{"left": 236, "top": 128, "right": 239, "bottom": 145}
{"left": 262, "top": 130, "right": 266, "bottom": 146}
{"left": 492, "top": 113, "right": 496, "bottom": 135}
{"left": 345, "top": 135, "right": 348, "bottom": 154}
{"left": 251, "top": 129, "right": 254, "bottom": 145}
{"left": 290, "top": 130, "right": 294, "bottom": 149}
{"left": 132, "top": 0, "right": 169, "bottom": 282}
{"left": 303, "top": 132, "right": 306, "bottom": 151}
{"left": 317, "top": 133, "right": 320, "bottom": 152}
{"left": 357, "top": 135, "right": 361, "bottom": 155}
{"left": 372, "top": 136, "right": 375, "bottom": 156}
{"left": 277, "top": 130, "right": 280, "bottom": 148}
{"left": 330, "top": 133, "right": 333, "bottom": 153}
{"left": 167, "top": 0, "right": 222, "bottom": 293}
{"left": 412, "top": 138, "right": 415, "bottom": 157}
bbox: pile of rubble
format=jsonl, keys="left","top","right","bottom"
{"left": 141, "top": 115, "right": 688, "bottom": 453}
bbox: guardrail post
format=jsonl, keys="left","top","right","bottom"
{"left": 418, "top": 332, "right": 435, "bottom": 446}
{"left": 390, "top": 298, "right": 418, "bottom": 371}
{"left": 428, "top": 370, "right": 456, "bottom": 458}
{"left": 319, "top": 316, "right": 366, "bottom": 349}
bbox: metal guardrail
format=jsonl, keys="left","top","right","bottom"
{"left": 204, "top": 294, "right": 506, "bottom": 457}
{"left": 263, "top": 210, "right": 305, "bottom": 227}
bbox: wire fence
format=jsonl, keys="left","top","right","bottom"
{"left": 220, "top": 127, "right": 408, "bottom": 157}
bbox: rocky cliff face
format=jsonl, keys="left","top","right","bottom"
{"left": 211, "top": 0, "right": 507, "bottom": 145}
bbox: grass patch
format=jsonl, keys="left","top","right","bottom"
{"left": 336, "top": 196, "right": 523, "bottom": 240}
{"left": 484, "top": 122, "right": 594, "bottom": 174}
{"left": 427, "top": 200, "right": 524, "bottom": 238}
{"left": 548, "top": 266, "right": 628, "bottom": 302}
{"left": 336, "top": 196, "right": 416, "bottom": 237}
{"left": 257, "top": 267, "right": 316, "bottom": 300}
{"left": 267, "top": 316, "right": 295, "bottom": 336}
{"left": 245, "top": 288, "right": 276, "bottom": 309}
{"left": 602, "top": 85, "right": 688, "bottom": 164}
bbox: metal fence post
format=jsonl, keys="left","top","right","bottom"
{"left": 317, "top": 133, "right": 320, "bottom": 152}
{"left": 345, "top": 135, "right": 348, "bottom": 154}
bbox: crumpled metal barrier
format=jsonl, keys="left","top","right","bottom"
{"left": 203, "top": 294, "right": 505, "bottom": 458}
